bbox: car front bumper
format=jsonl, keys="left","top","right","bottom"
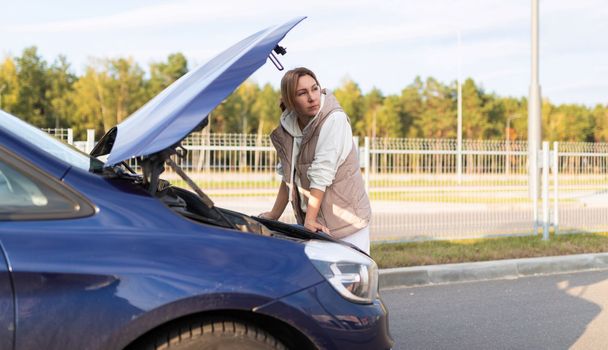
{"left": 254, "top": 280, "right": 393, "bottom": 350}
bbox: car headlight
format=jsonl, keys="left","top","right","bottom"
{"left": 305, "top": 240, "right": 378, "bottom": 304}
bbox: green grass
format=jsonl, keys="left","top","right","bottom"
{"left": 167, "top": 179, "right": 282, "bottom": 188}
{"left": 367, "top": 193, "right": 535, "bottom": 203}
{"left": 371, "top": 232, "right": 608, "bottom": 268}
{"left": 167, "top": 179, "right": 579, "bottom": 202}
{"left": 206, "top": 192, "right": 278, "bottom": 198}
{"left": 369, "top": 179, "right": 608, "bottom": 187}
{"left": 368, "top": 179, "right": 528, "bottom": 187}
{"left": 166, "top": 177, "right": 607, "bottom": 191}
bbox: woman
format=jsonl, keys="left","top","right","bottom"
{"left": 259, "top": 67, "right": 371, "bottom": 254}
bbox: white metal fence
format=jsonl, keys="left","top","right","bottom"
{"left": 553, "top": 141, "right": 608, "bottom": 235}
{"left": 42, "top": 128, "right": 73, "bottom": 145}
{"left": 48, "top": 128, "right": 608, "bottom": 241}
{"left": 366, "top": 138, "right": 534, "bottom": 241}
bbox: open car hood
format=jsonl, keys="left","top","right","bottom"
{"left": 95, "top": 16, "right": 305, "bottom": 166}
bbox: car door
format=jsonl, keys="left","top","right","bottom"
{"left": 0, "top": 147, "right": 96, "bottom": 350}
{"left": 0, "top": 243, "right": 13, "bottom": 350}
{"left": 0, "top": 153, "right": 16, "bottom": 350}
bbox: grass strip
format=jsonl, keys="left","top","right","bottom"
{"left": 371, "top": 232, "right": 608, "bottom": 268}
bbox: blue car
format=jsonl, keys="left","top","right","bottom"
{"left": 0, "top": 17, "right": 393, "bottom": 350}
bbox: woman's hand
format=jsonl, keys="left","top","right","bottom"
{"left": 260, "top": 182, "right": 289, "bottom": 221}
{"left": 258, "top": 211, "right": 279, "bottom": 220}
{"left": 304, "top": 219, "right": 330, "bottom": 234}
{"left": 303, "top": 188, "right": 329, "bottom": 234}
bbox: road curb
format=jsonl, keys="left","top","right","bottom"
{"left": 379, "top": 252, "right": 608, "bottom": 289}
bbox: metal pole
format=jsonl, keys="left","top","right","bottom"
{"left": 506, "top": 115, "right": 522, "bottom": 175}
{"left": 506, "top": 117, "right": 511, "bottom": 175}
{"left": 528, "top": 0, "right": 542, "bottom": 201}
{"left": 457, "top": 31, "right": 463, "bottom": 184}
{"left": 552, "top": 141, "right": 559, "bottom": 235}
{"left": 542, "top": 141, "right": 550, "bottom": 240}
{"left": 533, "top": 179, "right": 539, "bottom": 235}
{"left": 204, "top": 114, "right": 210, "bottom": 172}
{"left": 86, "top": 129, "right": 96, "bottom": 154}
{"left": 364, "top": 136, "right": 370, "bottom": 194}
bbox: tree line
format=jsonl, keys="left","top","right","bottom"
{"left": 1, "top": 46, "right": 607, "bottom": 142}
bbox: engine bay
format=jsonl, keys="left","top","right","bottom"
{"left": 103, "top": 144, "right": 335, "bottom": 244}
{"left": 156, "top": 183, "right": 330, "bottom": 242}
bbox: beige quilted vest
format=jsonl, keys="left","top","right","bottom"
{"left": 270, "top": 91, "right": 371, "bottom": 239}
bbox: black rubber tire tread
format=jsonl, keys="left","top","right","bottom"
{"left": 148, "top": 318, "right": 288, "bottom": 350}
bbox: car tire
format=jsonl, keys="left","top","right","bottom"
{"left": 146, "top": 318, "right": 288, "bottom": 350}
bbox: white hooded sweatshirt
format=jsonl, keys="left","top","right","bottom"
{"left": 276, "top": 94, "right": 353, "bottom": 212}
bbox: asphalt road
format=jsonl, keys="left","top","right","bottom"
{"left": 381, "top": 269, "right": 608, "bottom": 350}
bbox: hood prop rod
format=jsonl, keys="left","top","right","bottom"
{"left": 269, "top": 45, "right": 287, "bottom": 71}
{"left": 268, "top": 53, "right": 284, "bottom": 71}
{"left": 166, "top": 153, "right": 237, "bottom": 230}
{"left": 165, "top": 156, "right": 214, "bottom": 209}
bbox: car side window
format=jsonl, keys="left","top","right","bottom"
{"left": 0, "top": 160, "right": 71, "bottom": 209}
{"left": 0, "top": 151, "right": 95, "bottom": 221}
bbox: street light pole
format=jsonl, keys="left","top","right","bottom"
{"left": 528, "top": 0, "right": 542, "bottom": 201}
{"left": 457, "top": 31, "right": 463, "bottom": 184}
{"left": 528, "top": 0, "right": 543, "bottom": 237}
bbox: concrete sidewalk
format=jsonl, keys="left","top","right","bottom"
{"left": 379, "top": 252, "right": 608, "bottom": 290}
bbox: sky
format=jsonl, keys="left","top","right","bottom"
{"left": 1, "top": 0, "right": 607, "bottom": 106}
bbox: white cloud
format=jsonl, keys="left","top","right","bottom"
{"left": 0, "top": 0, "right": 606, "bottom": 105}
{"left": 477, "top": 68, "right": 527, "bottom": 83}
{"left": 8, "top": 1, "right": 260, "bottom": 33}
{"left": 545, "top": 80, "right": 608, "bottom": 94}
{"left": 5, "top": 0, "right": 362, "bottom": 34}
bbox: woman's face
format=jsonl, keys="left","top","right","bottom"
{"left": 293, "top": 74, "right": 321, "bottom": 118}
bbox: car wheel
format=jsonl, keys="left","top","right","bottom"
{"left": 146, "top": 318, "right": 288, "bottom": 350}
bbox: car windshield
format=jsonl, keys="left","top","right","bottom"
{"left": 0, "top": 110, "right": 104, "bottom": 172}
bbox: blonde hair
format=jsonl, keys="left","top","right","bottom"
{"left": 280, "top": 67, "right": 320, "bottom": 112}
